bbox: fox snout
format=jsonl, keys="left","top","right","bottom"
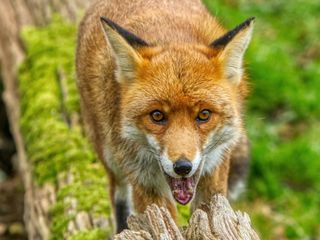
{"left": 160, "top": 147, "right": 202, "bottom": 205}
{"left": 173, "top": 159, "right": 193, "bottom": 176}
{"left": 160, "top": 149, "right": 201, "bottom": 179}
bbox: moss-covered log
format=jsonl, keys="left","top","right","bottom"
{"left": 0, "top": 0, "right": 112, "bottom": 238}
{"left": 18, "top": 18, "right": 113, "bottom": 239}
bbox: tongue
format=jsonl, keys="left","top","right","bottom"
{"left": 170, "top": 177, "right": 195, "bottom": 205}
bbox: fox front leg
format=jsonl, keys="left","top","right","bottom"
{"left": 192, "top": 156, "right": 230, "bottom": 212}
{"left": 132, "top": 184, "right": 177, "bottom": 220}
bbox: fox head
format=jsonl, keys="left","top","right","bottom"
{"left": 101, "top": 16, "right": 254, "bottom": 204}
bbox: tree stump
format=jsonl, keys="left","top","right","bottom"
{"left": 115, "top": 194, "right": 260, "bottom": 240}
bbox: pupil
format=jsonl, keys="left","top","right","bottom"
{"left": 198, "top": 110, "right": 210, "bottom": 122}
{"left": 153, "top": 112, "right": 162, "bottom": 120}
{"left": 202, "top": 111, "right": 208, "bottom": 118}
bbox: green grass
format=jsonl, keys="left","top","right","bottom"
{"left": 203, "top": 0, "right": 320, "bottom": 239}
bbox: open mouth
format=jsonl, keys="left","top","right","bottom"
{"left": 164, "top": 169, "right": 201, "bottom": 205}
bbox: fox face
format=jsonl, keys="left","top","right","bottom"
{"left": 101, "top": 17, "right": 254, "bottom": 205}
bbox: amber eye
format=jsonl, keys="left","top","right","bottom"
{"left": 196, "top": 109, "right": 211, "bottom": 123}
{"left": 150, "top": 110, "right": 166, "bottom": 124}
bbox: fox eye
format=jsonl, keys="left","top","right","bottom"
{"left": 150, "top": 110, "right": 166, "bottom": 124}
{"left": 196, "top": 109, "right": 211, "bottom": 123}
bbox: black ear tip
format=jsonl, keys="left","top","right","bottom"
{"left": 246, "top": 16, "right": 256, "bottom": 25}
{"left": 238, "top": 16, "right": 255, "bottom": 30}
{"left": 210, "top": 16, "right": 255, "bottom": 48}
{"left": 100, "top": 16, "right": 108, "bottom": 24}
{"left": 100, "top": 16, "right": 115, "bottom": 29}
{"left": 99, "top": 16, "right": 149, "bottom": 47}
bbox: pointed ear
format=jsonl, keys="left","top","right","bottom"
{"left": 100, "top": 17, "right": 148, "bottom": 83}
{"left": 210, "top": 17, "right": 255, "bottom": 84}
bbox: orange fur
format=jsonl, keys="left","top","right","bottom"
{"left": 76, "top": 0, "right": 254, "bottom": 232}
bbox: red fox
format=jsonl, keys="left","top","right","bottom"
{"left": 76, "top": 0, "right": 254, "bottom": 233}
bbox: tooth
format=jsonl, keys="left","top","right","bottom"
{"left": 173, "top": 190, "right": 181, "bottom": 195}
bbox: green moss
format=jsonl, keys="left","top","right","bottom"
{"left": 19, "top": 16, "right": 111, "bottom": 239}
{"left": 50, "top": 201, "right": 74, "bottom": 240}
{"left": 177, "top": 204, "right": 190, "bottom": 226}
{"left": 68, "top": 229, "right": 110, "bottom": 240}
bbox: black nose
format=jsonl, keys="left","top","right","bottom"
{"left": 173, "top": 159, "right": 192, "bottom": 176}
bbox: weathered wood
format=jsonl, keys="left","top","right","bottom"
{"left": 128, "top": 204, "right": 184, "bottom": 240}
{"left": 115, "top": 194, "right": 260, "bottom": 240}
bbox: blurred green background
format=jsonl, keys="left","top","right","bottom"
{"left": 203, "top": 0, "right": 320, "bottom": 239}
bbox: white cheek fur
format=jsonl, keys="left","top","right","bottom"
{"left": 121, "top": 119, "right": 241, "bottom": 180}
{"left": 121, "top": 122, "right": 142, "bottom": 140}
{"left": 146, "top": 134, "right": 161, "bottom": 151}
{"left": 202, "top": 125, "right": 241, "bottom": 175}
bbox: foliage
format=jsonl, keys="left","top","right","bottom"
{"left": 203, "top": 0, "right": 320, "bottom": 239}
